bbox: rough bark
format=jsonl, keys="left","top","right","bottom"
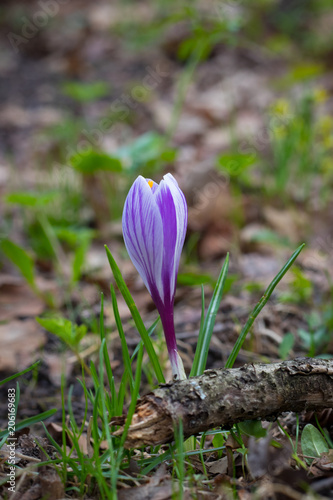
{"left": 111, "top": 358, "right": 333, "bottom": 448}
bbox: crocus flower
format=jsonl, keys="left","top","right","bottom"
{"left": 122, "top": 173, "right": 187, "bottom": 380}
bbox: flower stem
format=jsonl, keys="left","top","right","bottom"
{"left": 160, "top": 306, "right": 186, "bottom": 380}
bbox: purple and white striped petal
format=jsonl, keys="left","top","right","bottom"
{"left": 154, "top": 174, "right": 187, "bottom": 305}
{"left": 122, "top": 176, "right": 163, "bottom": 299}
{"left": 122, "top": 174, "right": 187, "bottom": 307}
{"left": 122, "top": 173, "right": 188, "bottom": 380}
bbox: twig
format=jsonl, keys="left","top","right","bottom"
{"left": 111, "top": 358, "right": 333, "bottom": 448}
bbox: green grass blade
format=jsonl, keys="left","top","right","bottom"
{"left": 131, "top": 316, "right": 160, "bottom": 361}
{"left": 190, "top": 253, "right": 229, "bottom": 377}
{"left": 98, "top": 343, "right": 117, "bottom": 500}
{"left": 0, "top": 361, "right": 40, "bottom": 386}
{"left": 109, "top": 371, "right": 117, "bottom": 417}
{"left": 110, "top": 284, "right": 134, "bottom": 392}
{"left": 0, "top": 435, "right": 8, "bottom": 448}
{"left": 119, "top": 343, "right": 144, "bottom": 451}
{"left": 174, "top": 419, "right": 185, "bottom": 500}
{"left": 198, "top": 284, "right": 205, "bottom": 338}
{"left": 100, "top": 292, "right": 106, "bottom": 341}
{"left": 99, "top": 294, "right": 114, "bottom": 393}
{"left": 91, "top": 387, "right": 111, "bottom": 499}
{"left": 67, "top": 385, "right": 79, "bottom": 434}
{"left": 141, "top": 447, "right": 174, "bottom": 475}
{"left": 15, "top": 382, "right": 20, "bottom": 418}
{"left": 0, "top": 409, "right": 57, "bottom": 440}
{"left": 116, "top": 316, "right": 161, "bottom": 410}
{"left": 225, "top": 243, "right": 305, "bottom": 369}
{"left": 117, "top": 371, "right": 128, "bottom": 415}
{"left": 105, "top": 245, "right": 165, "bottom": 383}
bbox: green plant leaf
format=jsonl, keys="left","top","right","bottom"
{"left": 61, "top": 81, "right": 110, "bottom": 102}
{"left": 110, "top": 284, "right": 134, "bottom": 392}
{"left": 130, "top": 316, "right": 160, "bottom": 361}
{"left": 301, "top": 424, "right": 329, "bottom": 464}
{"left": 0, "top": 361, "right": 40, "bottom": 386}
{"left": 72, "top": 244, "right": 87, "bottom": 283}
{"left": 118, "top": 343, "right": 144, "bottom": 450}
{"left": 56, "top": 227, "right": 95, "bottom": 248}
{"left": 36, "top": 317, "right": 87, "bottom": 348}
{"left": 279, "top": 332, "right": 295, "bottom": 360}
{"left": 212, "top": 432, "right": 225, "bottom": 459}
{"left": 225, "top": 243, "right": 305, "bottom": 369}
{"left": 246, "top": 228, "right": 292, "bottom": 248}
{"left": 70, "top": 151, "right": 122, "bottom": 175}
{"left": 1, "top": 239, "right": 36, "bottom": 290}
{"left": 115, "top": 132, "right": 176, "bottom": 173}
{"left": 217, "top": 152, "right": 256, "bottom": 176}
{"left": 238, "top": 420, "right": 267, "bottom": 438}
{"left": 177, "top": 271, "right": 215, "bottom": 287}
{"left": 190, "top": 253, "right": 229, "bottom": 377}
{"left": 0, "top": 409, "right": 57, "bottom": 440}
{"left": 105, "top": 245, "right": 165, "bottom": 383}
{"left": 5, "top": 191, "right": 58, "bottom": 207}
{"left": 99, "top": 294, "right": 114, "bottom": 403}
{"left": 290, "top": 63, "right": 324, "bottom": 82}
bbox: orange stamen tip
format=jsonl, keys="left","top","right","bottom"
{"left": 148, "top": 180, "right": 153, "bottom": 188}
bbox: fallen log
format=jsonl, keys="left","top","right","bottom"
{"left": 111, "top": 358, "right": 333, "bottom": 448}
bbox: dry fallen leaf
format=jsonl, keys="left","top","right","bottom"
{"left": 239, "top": 253, "right": 281, "bottom": 281}
{"left": 263, "top": 206, "right": 308, "bottom": 243}
{"left": 207, "top": 456, "right": 229, "bottom": 475}
{"left": 117, "top": 463, "right": 174, "bottom": 500}
{"left": 38, "top": 468, "right": 65, "bottom": 500}
{"left": 43, "top": 353, "right": 73, "bottom": 387}
{"left": 0, "top": 276, "right": 44, "bottom": 321}
{"left": 247, "top": 434, "right": 292, "bottom": 479}
{"left": 0, "top": 320, "right": 46, "bottom": 372}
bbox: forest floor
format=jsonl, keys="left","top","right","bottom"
{"left": 1, "top": 1, "right": 333, "bottom": 499}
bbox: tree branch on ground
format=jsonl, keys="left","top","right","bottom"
{"left": 111, "top": 358, "right": 333, "bottom": 448}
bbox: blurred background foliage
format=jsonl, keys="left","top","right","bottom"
{"left": 1, "top": 0, "right": 333, "bottom": 361}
